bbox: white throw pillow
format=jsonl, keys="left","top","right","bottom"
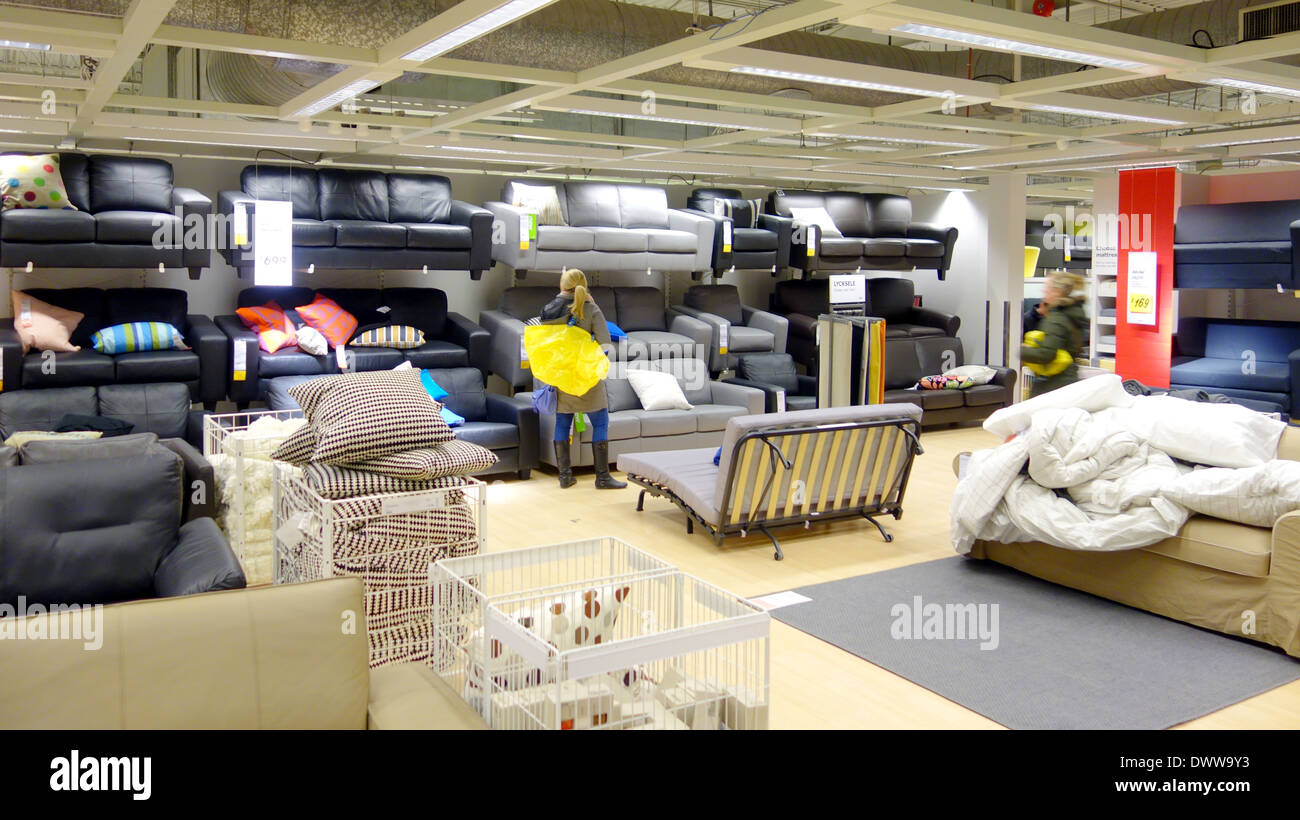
{"left": 391, "top": 360, "right": 413, "bottom": 370}
{"left": 788, "top": 206, "right": 843, "bottom": 238}
{"left": 510, "top": 182, "right": 565, "bottom": 226}
{"left": 295, "top": 324, "right": 328, "bottom": 356}
{"left": 942, "top": 364, "right": 997, "bottom": 385}
{"left": 1163, "top": 461, "right": 1300, "bottom": 527}
{"left": 627, "top": 369, "right": 693, "bottom": 411}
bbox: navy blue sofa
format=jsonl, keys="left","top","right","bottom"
{"left": 1174, "top": 199, "right": 1300, "bottom": 289}
{"left": 1170, "top": 318, "right": 1300, "bottom": 414}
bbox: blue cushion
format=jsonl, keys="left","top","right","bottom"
{"left": 713, "top": 446, "right": 722, "bottom": 466}
{"left": 1203, "top": 322, "right": 1300, "bottom": 363}
{"left": 607, "top": 321, "right": 627, "bottom": 340}
{"left": 1169, "top": 382, "right": 1290, "bottom": 413}
{"left": 441, "top": 406, "right": 465, "bottom": 427}
{"left": 1174, "top": 263, "right": 1294, "bottom": 290}
{"left": 1168, "top": 356, "right": 1291, "bottom": 393}
{"left": 420, "top": 369, "right": 449, "bottom": 401}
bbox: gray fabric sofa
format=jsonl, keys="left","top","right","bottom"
{"left": 484, "top": 180, "right": 715, "bottom": 276}
{"left": 481, "top": 285, "right": 711, "bottom": 389}
{"left": 670, "top": 284, "right": 788, "bottom": 373}
{"left": 524, "top": 357, "right": 765, "bottom": 469}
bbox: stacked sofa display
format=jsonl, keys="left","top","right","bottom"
{"left": 685, "top": 188, "right": 791, "bottom": 277}
{"left": 670, "top": 284, "right": 789, "bottom": 374}
{"left": 1173, "top": 199, "right": 1300, "bottom": 290}
{"left": 219, "top": 165, "right": 493, "bottom": 279}
{"left": 1170, "top": 317, "right": 1300, "bottom": 415}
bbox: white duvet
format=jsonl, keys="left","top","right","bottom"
{"left": 951, "top": 375, "right": 1288, "bottom": 555}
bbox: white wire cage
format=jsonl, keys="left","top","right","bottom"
{"left": 431, "top": 538, "right": 771, "bottom": 730}
{"left": 203, "top": 409, "right": 307, "bottom": 585}
{"left": 273, "top": 462, "right": 486, "bottom": 668}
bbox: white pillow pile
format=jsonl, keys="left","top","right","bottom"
{"left": 942, "top": 364, "right": 997, "bottom": 385}
{"left": 627, "top": 369, "right": 693, "bottom": 411}
{"left": 1163, "top": 461, "right": 1300, "bottom": 528}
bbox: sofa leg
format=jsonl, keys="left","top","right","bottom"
{"left": 203, "top": 401, "right": 217, "bottom": 412}
{"left": 937, "top": 269, "right": 946, "bottom": 281}
{"left": 517, "top": 469, "right": 530, "bottom": 480}
{"left": 470, "top": 269, "right": 483, "bottom": 281}
{"left": 687, "top": 518, "right": 693, "bottom": 534}
{"left": 187, "top": 267, "right": 202, "bottom": 281}
{"left": 636, "top": 489, "right": 645, "bottom": 511}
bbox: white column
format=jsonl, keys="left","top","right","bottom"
{"left": 984, "top": 173, "right": 1027, "bottom": 369}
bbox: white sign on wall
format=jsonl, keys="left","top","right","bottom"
{"left": 829, "top": 274, "right": 867, "bottom": 305}
{"left": 253, "top": 200, "right": 293, "bottom": 286}
{"left": 1126, "top": 251, "right": 1158, "bottom": 326}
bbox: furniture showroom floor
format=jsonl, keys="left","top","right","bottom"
{"left": 482, "top": 424, "right": 1300, "bottom": 730}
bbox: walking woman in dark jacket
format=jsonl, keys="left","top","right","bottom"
{"left": 1021, "top": 270, "right": 1088, "bottom": 398}
{"left": 540, "top": 268, "right": 625, "bottom": 490}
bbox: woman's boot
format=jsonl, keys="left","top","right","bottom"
{"left": 593, "top": 441, "right": 626, "bottom": 489}
{"left": 554, "top": 441, "right": 576, "bottom": 489}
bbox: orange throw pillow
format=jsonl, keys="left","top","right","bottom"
{"left": 236, "top": 300, "right": 297, "bottom": 354}
{"left": 295, "top": 294, "right": 357, "bottom": 349}
{"left": 11, "top": 290, "right": 82, "bottom": 354}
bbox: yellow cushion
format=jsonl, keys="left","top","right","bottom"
{"left": 1142, "top": 515, "right": 1272, "bottom": 578}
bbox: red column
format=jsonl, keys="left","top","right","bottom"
{"left": 1115, "top": 167, "right": 1176, "bottom": 388}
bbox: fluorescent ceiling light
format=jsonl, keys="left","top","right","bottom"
{"left": 567, "top": 108, "right": 774, "bottom": 131}
{"left": 402, "top": 0, "right": 551, "bottom": 62}
{"left": 1198, "top": 133, "right": 1300, "bottom": 147}
{"left": 828, "top": 132, "right": 984, "bottom": 148}
{"left": 293, "top": 80, "right": 381, "bottom": 117}
{"left": 1202, "top": 76, "right": 1300, "bottom": 99}
{"left": 728, "top": 65, "right": 954, "bottom": 98}
{"left": 1025, "top": 103, "right": 1181, "bottom": 126}
{"left": 0, "top": 39, "right": 50, "bottom": 51}
{"left": 892, "top": 23, "right": 1146, "bottom": 71}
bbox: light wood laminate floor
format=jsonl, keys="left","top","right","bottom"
{"left": 481, "top": 424, "right": 1300, "bottom": 729}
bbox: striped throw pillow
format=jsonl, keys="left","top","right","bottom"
{"left": 296, "top": 294, "right": 357, "bottom": 349}
{"left": 90, "top": 322, "right": 188, "bottom": 354}
{"left": 351, "top": 325, "right": 425, "bottom": 349}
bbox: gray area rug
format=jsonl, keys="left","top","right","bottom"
{"left": 770, "top": 557, "right": 1300, "bottom": 729}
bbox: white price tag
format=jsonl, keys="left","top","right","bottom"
{"left": 722, "top": 220, "right": 733, "bottom": 253}
{"left": 519, "top": 213, "right": 531, "bottom": 250}
{"left": 377, "top": 305, "right": 391, "bottom": 314}
{"left": 806, "top": 224, "right": 818, "bottom": 257}
{"left": 718, "top": 323, "right": 729, "bottom": 356}
{"left": 253, "top": 199, "right": 293, "bottom": 286}
{"left": 232, "top": 338, "right": 248, "bottom": 381}
{"left": 382, "top": 493, "right": 444, "bottom": 515}
{"left": 233, "top": 202, "right": 249, "bottom": 246}
{"left": 775, "top": 389, "right": 786, "bottom": 413}
{"left": 519, "top": 334, "right": 530, "bottom": 368}
{"left": 18, "top": 297, "right": 32, "bottom": 327}
{"left": 274, "top": 512, "right": 305, "bottom": 551}
{"left": 0, "top": 353, "right": 4, "bottom": 391}
{"left": 1126, "top": 251, "right": 1158, "bottom": 326}
{"left": 335, "top": 344, "right": 348, "bottom": 370}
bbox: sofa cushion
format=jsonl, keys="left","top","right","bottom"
{"left": 884, "top": 339, "right": 922, "bottom": 390}
{"left": 684, "top": 284, "right": 743, "bottom": 326}
{"left": 733, "top": 227, "right": 777, "bottom": 251}
{"left": 453, "top": 421, "right": 517, "bottom": 451}
{"left": 114, "top": 350, "right": 200, "bottom": 384}
{"left": 424, "top": 367, "right": 486, "bottom": 422}
{"left": 643, "top": 228, "right": 697, "bottom": 253}
{"left": 259, "top": 349, "right": 330, "bottom": 378}
{"left": 381, "top": 288, "right": 448, "bottom": 339}
{"left": 1141, "top": 515, "right": 1271, "bottom": 577}
{"left": 904, "top": 238, "right": 946, "bottom": 258}
{"left": 1203, "top": 321, "right": 1300, "bottom": 363}
{"left": 963, "top": 384, "right": 1008, "bottom": 407}
{"left": 692, "top": 403, "right": 746, "bottom": 432}
{"left": 88, "top": 155, "right": 173, "bottom": 213}
{"left": 590, "top": 227, "right": 646, "bottom": 252}
{"left": 329, "top": 220, "right": 405, "bottom": 248}
{"left": 402, "top": 223, "right": 472, "bottom": 249}
{"left": 818, "top": 237, "right": 863, "bottom": 257}
{"left": 786, "top": 394, "right": 817, "bottom": 411}
{"left": 604, "top": 377, "right": 640, "bottom": 412}
{"left": 97, "top": 382, "right": 191, "bottom": 440}
{"left": 589, "top": 286, "right": 617, "bottom": 321}
{"left": 0, "top": 386, "right": 98, "bottom": 437}
{"left": 915, "top": 336, "right": 963, "bottom": 375}
{"left": 862, "top": 238, "right": 907, "bottom": 257}
{"left": 402, "top": 340, "right": 468, "bottom": 369}
{"left": 106, "top": 288, "right": 188, "bottom": 333}
{"left": 95, "top": 211, "right": 177, "bottom": 244}
{"left": 344, "top": 347, "right": 405, "bottom": 371}
{"left": 617, "top": 447, "right": 718, "bottom": 520}
{"left": 863, "top": 193, "right": 912, "bottom": 237}
{"left": 728, "top": 325, "right": 775, "bottom": 354}
{"left": 242, "top": 165, "right": 319, "bottom": 220}
{"left": 59, "top": 153, "right": 91, "bottom": 212}
{"left": 1175, "top": 241, "right": 1290, "bottom": 265}
{"left": 293, "top": 219, "right": 335, "bottom": 246}
{"left": 22, "top": 350, "right": 115, "bottom": 386}
{"left": 1169, "top": 356, "right": 1291, "bottom": 394}
{"left": 614, "top": 287, "right": 666, "bottom": 332}
{"left": 617, "top": 184, "right": 670, "bottom": 229}
{"left": 1175, "top": 199, "right": 1300, "bottom": 245}
{"left": 629, "top": 409, "right": 697, "bottom": 437}
{"left": 623, "top": 330, "right": 694, "bottom": 361}
{"left": 386, "top": 173, "right": 452, "bottom": 224}
{"left": 535, "top": 225, "right": 593, "bottom": 251}
{"left": 499, "top": 286, "right": 556, "bottom": 320}
{"left": 564, "top": 182, "right": 620, "bottom": 228}
{"left": 869, "top": 278, "right": 916, "bottom": 321}
{"left": 575, "top": 410, "right": 640, "bottom": 443}
{"left": 318, "top": 170, "right": 388, "bottom": 222}
{"left": 1, "top": 209, "right": 95, "bottom": 242}
{"left": 894, "top": 324, "right": 946, "bottom": 339}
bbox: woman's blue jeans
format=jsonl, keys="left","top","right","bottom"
{"left": 555, "top": 409, "right": 610, "bottom": 443}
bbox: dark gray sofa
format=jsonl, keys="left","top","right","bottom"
{"left": 1174, "top": 199, "right": 1300, "bottom": 289}
{"left": 670, "top": 284, "right": 788, "bottom": 373}
{"left": 882, "top": 335, "right": 1016, "bottom": 427}
{"left": 686, "top": 188, "right": 791, "bottom": 276}
{"left": 0, "top": 153, "right": 211, "bottom": 279}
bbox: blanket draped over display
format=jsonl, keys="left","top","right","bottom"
{"left": 951, "top": 375, "right": 1288, "bottom": 554}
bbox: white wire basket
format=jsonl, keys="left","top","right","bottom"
{"left": 431, "top": 538, "right": 771, "bottom": 730}
{"left": 203, "top": 409, "right": 307, "bottom": 585}
{"left": 273, "top": 462, "right": 486, "bottom": 668}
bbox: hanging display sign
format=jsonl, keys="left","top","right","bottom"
{"left": 253, "top": 200, "right": 293, "bottom": 286}
{"left": 829, "top": 274, "right": 867, "bottom": 316}
{"left": 1126, "top": 251, "right": 1158, "bottom": 326}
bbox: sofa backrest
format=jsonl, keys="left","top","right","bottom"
{"left": 20, "top": 287, "right": 107, "bottom": 349}
{"left": 773, "top": 278, "right": 831, "bottom": 317}
{"left": 0, "top": 386, "right": 97, "bottom": 438}
{"left": 97, "top": 383, "right": 191, "bottom": 440}
{"left": 562, "top": 182, "right": 670, "bottom": 229}
{"left": 884, "top": 338, "right": 922, "bottom": 389}
{"left": 318, "top": 169, "right": 389, "bottom": 223}
{"left": 613, "top": 287, "right": 666, "bottom": 332}
{"left": 684, "top": 284, "right": 743, "bottom": 326}
{"left": 1189, "top": 318, "right": 1300, "bottom": 363}
{"left": 588, "top": 286, "right": 617, "bottom": 322}
{"left": 643, "top": 357, "right": 713, "bottom": 406}
{"left": 105, "top": 287, "right": 190, "bottom": 335}
{"left": 59, "top": 153, "right": 92, "bottom": 212}
{"left": 498, "top": 286, "right": 556, "bottom": 321}
{"left": 915, "top": 336, "right": 964, "bottom": 374}
{"left": 425, "top": 367, "right": 487, "bottom": 421}
{"left": 868, "top": 278, "right": 915, "bottom": 322}
{"left": 0, "top": 577, "right": 369, "bottom": 729}
{"left": 605, "top": 372, "right": 641, "bottom": 412}
{"left": 502, "top": 179, "right": 569, "bottom": 225}
{"left": 863, "top": 194, "right": 912, "bottom": 238}
{"left": 237, "top": 287, "right": 448, "bottom": 340}
{"left": 1175, "top": 199, "right": 1300, "bottom": 245}
{"left": 88, "top": 155, "right": 174, "bottom": 214}
{"left": 687, "top": 187, "right": 743, "bottom": 213}
{"left": 387, "top": 172, "right": 453, "bottom": 224}
{"left": 379, "top": 287, "right": 449, "bottom": 339}
{"left": 237, "top": 285, "right": 317, "bottom": 311}
{"left": 241, "top": 165, "right": 320, "bottom": 220}
{"left": 768, "top": 190, "right": 870, "bottom": 236}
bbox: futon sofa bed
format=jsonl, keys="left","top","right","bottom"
{"left": 1170, "top": 317, "right": 1300, "bottom": 415}
{"left": 1174, "top": 199, "right": 1300, "bottom": 290}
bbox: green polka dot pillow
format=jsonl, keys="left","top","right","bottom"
{"left": 0, "top": 153, "right": 76, "bottom": 210}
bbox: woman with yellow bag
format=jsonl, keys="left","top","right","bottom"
{"left": 1021, "top": 270, "right": 1087, "bottom": 398}
{"left": 536, "top": 269, "right": 625, "bottom": 490}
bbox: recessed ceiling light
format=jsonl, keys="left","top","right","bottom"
{"left": 294, "top": 80, "right": 381, "bottom": 117}
{"left": 1025, "top": 103, "right": 1182, "bottom": 126}
{"left": 892, "top": 23, "right": 1146, "bottom": 71}
{"left": 728, "top": 65, "right": 952, "bottom": 98}
{"left": 1202, "top": 76, "right": 1300, "bottom": 99}
{"left": 402, "top": 0, "right": 552, "bottom": 62}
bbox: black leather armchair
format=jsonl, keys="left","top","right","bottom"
{"left": 722, "top": 352, "right": 818, "bottom": 412}
{"left": 426, "top": 367, "right": 538, "bottom": 479}
{"left": 0, "top": 153, "right": 211, "bottom": 279}
{"left": 0, "top": 449, "right": 244, "bottom": 608}
{"left": 686, "top": 188, "right": 791, "bottom": 277}
{"left": 218, "top": 165, "right": 493, "bottom": 279}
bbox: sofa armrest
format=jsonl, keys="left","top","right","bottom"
{"left": 796, "top": 374, "right": 818, "bottom": 395}
{"left": 784, "top": 312, "right": 819, "bottom": 343}
{"left": 187, "top": 408, "right": 209, "bottom": 449}
{"left": 367, "top": 661, "right": 488, "bottom": 730}
{"left": 215, "top": 314, "right": 260, "bottom": 405}
{"left": 217, "top": 190, "right": 256, "bottom": 268}
{"left": 670, "top": 305, "right": 728, "bottom": 371}
{"left": 686, "top": 208, "right": 731, "bottom": 272}
{"left": 910, "top": 306, "right": 961, "bottom": 337}
{"left": 186, "top": 314, "right": 227, "bottom": 406}
{"left": 483, "top": 201, "right": 535, "bottom": 270}
{"left": 666, "top": 311, "right": 712, "bottom": 363}
{"left": 0, "top": 325, "right": 23, "bottom": 392}
{"left": 668, "top": 208, "right": 717, "bottom": 273}
{"left": 908, "top": 221, "right": 959, "bottom": 274}
{"left": 157, "top": 437, "right": 216, "bottom": 522}
{"left": 990, "top": 366, "right": 1017, "bottom": 407}
{"left": 709, "top": 379, "right": 766, "bottom": 415}
{"left": 741, "top": 305, "right": 789, "bottom": 355}
{"left": 758, "top": 213, "right": 794, "bottom": 270}
{"left": 154, "top": 517, "right": 246, "bottom": 598}
{"left": 722, "top": 377, "right": 782, "bottom": 413}
{"left": 442, "top": 312, "right": 490, "bottom": 377}
{"left": 1272, "top": 509, "right": 1300, "bottom": 588}
{"left": 479, "top": 309, "right": 530, "bottom": 389}
{"left": 448, "top": 200, "right": 494, "bottom": 274}
{"left": 487, "top": 393, "right": 539, "bottom": 471}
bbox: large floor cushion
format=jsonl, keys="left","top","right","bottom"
{"left": 1141, "top": 515, "right": 1271, "bottom": 577}
{"left": 1169, "top": 356, "right": 1291, "bottom": 394}
{"left": 618, "top": 447, "right": 719, "bottom": 521}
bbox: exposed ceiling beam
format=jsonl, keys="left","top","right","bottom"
{"left": 69, "top": 0, "right": 179, "bottom": 137}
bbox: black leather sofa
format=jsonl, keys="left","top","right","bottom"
{"left": 218, "top": 165, "right": 493, "bottom": 279}
{"left": 0, "top": 446, "right": 244, "bottom": 608}
{"left": 0, "top": 153, "right": 211, "bottom": 280}
{"left": 216, "top": 286, "right": 489, "bottom": 407}
{"left": 722, "top": 352, "right": 819, "bottom": 412}
{"left": 686, "top": 188, "right": 791, "bottom": 277}
{"left": 765, "top": 190, "right": 958, "bottom": 279}
{"left": 1174, "top": 199, "right": 1300, "bottom": 289}
{"left": 0, "top": 287, "right": 226, "bottom": 407}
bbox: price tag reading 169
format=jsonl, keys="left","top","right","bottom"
{"left": 1128, "top": 293, "right": 1153, "bottom": 313}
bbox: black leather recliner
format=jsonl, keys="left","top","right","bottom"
{"left": 686, "top": 188, "right": 791, "bottom": 277}
{"left": 216, "top": 285, "right": 490, "bottom": 407}
{"left": 0, "top": 287, "right": 226, "bottom": 407}
{"left": 0, "top": 154, "right": 211, "bottom": 279}
{"left": 218, "top": 165, "right": 493, "bottom": 279}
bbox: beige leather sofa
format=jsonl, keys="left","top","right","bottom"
{"left": 964, "top": 427, "right": 1300, "bottom": 658}
{"left": 0, "top": 577, "right": 486, "bottom": 729}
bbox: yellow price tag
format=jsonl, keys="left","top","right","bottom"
{"left": 233, "top": 371, "right": 246, "bottom": 382}
{"left": 1128, "top": 293, "right": 1154, "bottom": 313}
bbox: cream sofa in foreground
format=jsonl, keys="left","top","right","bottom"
{"left": 0, "top": 577, "right": 486, "bottom": 729}
{"left": 964, "top": 428, "right": 1300, "bottom": 658}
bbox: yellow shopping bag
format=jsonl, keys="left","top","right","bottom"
{"left": 523, "top": 323, "right": 610, "bottom": 396}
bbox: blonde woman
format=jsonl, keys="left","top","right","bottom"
{"left": 1021, "top": 269, "right": 1087, "bottom": 398}
{"left": 539, "top": 269, "right": 624, "bottom": 490}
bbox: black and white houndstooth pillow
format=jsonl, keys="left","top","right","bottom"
{"left": 303, "top": 462, "right": 471, "bottom": 499}
{"left": 339, "top": 439, "right": 499, "bottom": 480}
{"left": 271, "top": 424, "right": 317, "bottom": 464}
{"left": 296, "top": 369, "right": 456, "bottom": 465}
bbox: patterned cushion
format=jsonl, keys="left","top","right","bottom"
{"left": 0, "top": 154, "right": 76, "bottom": 210}
{"left": 302, "top": 462, "right": 470, "bottom": 499}
{"left": 339, "top": 439, "right": 498, "bottom": 480}
{"left": 90, "top": 322, "right": 188, "bottom": 354}
{"left": 270, "top": 425, "right": 317, "bottom": 463}
{"left": 351, "top": 325, "right": 426, "bottom": 349}
{"left": 295, "top": 294, "right": 357, "bottom": 349}
{"left": 293, "top": 369, "right": 455, "bottom": 465}
{"left": 236, "top": 301, "right": 298, "bottom": 354}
